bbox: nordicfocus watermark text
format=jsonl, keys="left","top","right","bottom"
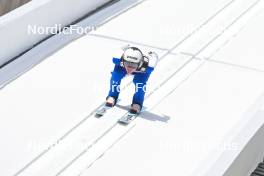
{"left": 27, "top": 24, "right": 97, "bottom": 35}
{"left": 111, "top": 82, "right": 147, "bottom": 93}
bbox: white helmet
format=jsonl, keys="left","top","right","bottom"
{"left": 122, "top": 47, "right": 143, "bottom": 68}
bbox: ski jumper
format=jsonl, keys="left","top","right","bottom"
{"left": 107, "top": 57, "right": 155, "bottom": 108}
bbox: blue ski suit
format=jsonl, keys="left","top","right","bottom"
{"left": 107, "top": 57, "right": 155, "bottom": 109}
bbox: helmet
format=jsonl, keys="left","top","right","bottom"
{"left": 122, "top": 47, "right": 143, "bottom": 68}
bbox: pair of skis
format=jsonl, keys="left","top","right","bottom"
{"left": 95, "top": 103, "right": 139, "bottom": 125}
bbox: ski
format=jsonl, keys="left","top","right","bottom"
{"left": 118, "top": 112, "right": 139, "bottom": 125}
{"left": 95, "top": 105, "right": 112, "bottom": 117}
{"left": 95, "top": 99, "right": 120, "bottom": 117}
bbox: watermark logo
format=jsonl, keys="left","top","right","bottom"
{"left": 27, "top": 24, "right": 97, "bottom": 35}
{"left": 110, "top": 81, "right": 146, "bottom": 93}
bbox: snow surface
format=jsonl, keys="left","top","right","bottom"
{"left": 1, "top": 0, "right": 264, "bottom": 175}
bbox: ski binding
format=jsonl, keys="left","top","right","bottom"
{"left": 118, "top": 112, "right": 138, "bottom": 125}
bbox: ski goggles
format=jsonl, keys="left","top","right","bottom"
{"left": 124, "top": 61, "right": 139, "bottom": 69}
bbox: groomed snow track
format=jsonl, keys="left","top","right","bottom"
{"left": 1, "top": 0, "right": 264, "bottom": 176}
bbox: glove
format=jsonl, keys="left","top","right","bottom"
{"left": 147, "top": 51, "right": 158, "bottom": 67}
{"left": 148, "top": 51, "right": 158, "bottom": 59}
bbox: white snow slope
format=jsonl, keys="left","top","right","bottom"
{"left": 0, "top": 0, "right": 264, "bottom": 176}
